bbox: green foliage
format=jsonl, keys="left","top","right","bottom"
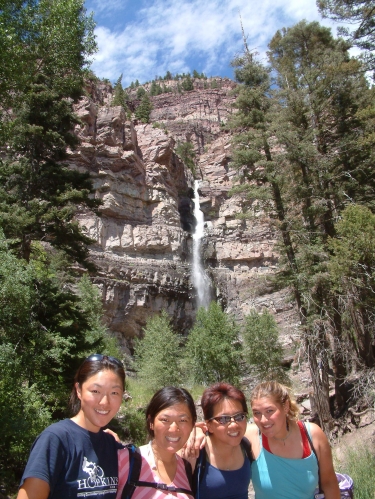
{"left": 77, "top": 275, "right": 121, "bottom": 359}
{"left": 135, "top": 94, "right": 153, "bottom": 124}
{"left": 175, "top": 141, "right": 196, "bottom": 176}
{"left": 0, "top": 0, "right": 99, "bottom": 267}
{"left": 185, "top": 302, "right": 242, "bottom": 385}
{"left": 136, "top": 86, "right": 146, "bottom": 99}
{"left": 242, "top": 310, "right": 289, "bottom": 383}
{"left": 111, "top": 73, "right": 129, "bottom": 109}
{"left": 0, "top": 234, "right": 118, "bottom": 490}
{"left": 210, "top": 79, "right": 218, "bottom": 88}
{"left": 318, "top": 0, "right": 375, "bottom": 73}
{"left": 336, "top": 445, "right": 375, "bottom": 499}
{"left": 181, "top": 74, "right": 194, "bottom": 91}
{"left": 134, "top": 311, "right": 182, "bottom": 390}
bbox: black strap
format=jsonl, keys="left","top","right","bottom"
{"left": 193, "top": 436, "right": 254, "bottom": 499}
{"left": 129, "top": 480, "right": 193, "bottom": 495}
{"left": 121, "top": 445, "right": 194, "bottom": 499}
{"left": 302, "top": 422, "right": 322, "bottom": 493}
{"left": 240, "top": 436, "right": 254, "bottom": 464}
{"left": 121, "top": 445, "right": 142, "bottom": 499}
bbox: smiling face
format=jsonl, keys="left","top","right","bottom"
{"left": 73, "top": 369, "right": 124, "bottom": 433}
{"left": 206, "top": 398, "right": 247, "bottom": 447}
{"left": 251, "top": 396, "right": 289, "bottom": 439}
{"left": 151, "top": 403, "right": 194, "bottom": 455}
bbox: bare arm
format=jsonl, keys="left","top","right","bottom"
{"left": 17, "top": 478, "right": 50, "bottom": 499}
{"left": 310, "top": 424, "right": 340, "bottom": 499}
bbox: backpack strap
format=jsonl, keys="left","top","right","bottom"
{"left": 121, "top": 445, "right": 142, "bottom": 499}
{"left": 182, "top": 457, "right": 194, "bottom": 492}
{"left": 122, "top": 445, "right": 193, "bottom": 498}
{"left": 302, "top": 422, "right": 322, "bottom": 493}
{"left": 193, "top": 447, "right": 207, "bottom": 499}
{"left": 240, "top": 436, "right": 254, "bottom": 464}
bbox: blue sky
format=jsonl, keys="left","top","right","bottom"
{"left": 84, "top": 0, "right": 339, "bottom": 87}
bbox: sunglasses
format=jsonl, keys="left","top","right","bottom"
{"left": 209, "top": 412, "right": 247, "bottom": 425}
{"left": 85, "top": 354, "right": 123, "bottom": 368}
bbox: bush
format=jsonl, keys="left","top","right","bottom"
{"left": 185, "top": 302, "right": 242, "bottom": 385}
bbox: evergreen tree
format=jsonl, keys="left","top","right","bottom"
{"left": 185, "top": 302, "right": 242, "bottom": 385}
{"left": 134, "top": 311, "right": 182, "bottom": 390}
{"left": 318, "top": 0, "right": 375, "bottom": 72}
{"left": 111, "top": 73, "right": 128, "bottom": 108}
{"left": 136, "top": 86, "right": 146, "bottom": 99}
{"left": 0, "top": 0, "right": 99, "bottom": 266}
{"left": 181, "top": 74, "right": 194, "bottom": 91}
{"left": 135, "top": 94, "right": 153, "bottom": 123}
{"left": 242, "top": 310, "right": 289, "bottom": 383}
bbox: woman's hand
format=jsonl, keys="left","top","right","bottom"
{"left": 310, "top": 424, "right": 340, "bottom": 499}
{"left": 103, "top": 428, "right": 121, "bottom": 443}
{"left": 180, "top": 423, "right": 207, "bottom": 459}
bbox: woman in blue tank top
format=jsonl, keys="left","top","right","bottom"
{"left": 193, "top": 383, "right": 252, "bottom": 499}
{"left": 246, "top": 381, "right": 340, "bottom": 499}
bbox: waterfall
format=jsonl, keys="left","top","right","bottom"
{"left": 192, "top": 180, "right": 211, "bottom": 309}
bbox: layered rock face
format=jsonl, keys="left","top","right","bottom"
{"left": 71, "top": 78, "right": 298, "bottom": 354}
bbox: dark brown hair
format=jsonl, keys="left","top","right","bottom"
{"left": 201, "top": 382, "right": 248, "bottom": 421}
{"left": 69, "top": 355, "right": 125, "bottom": 416}
{"left": 146, "top": 386, "right": 197, "bottom": 439}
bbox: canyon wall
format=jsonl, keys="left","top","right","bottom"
{"left": 71, "top": 78, "right": 299, "bottom": 356}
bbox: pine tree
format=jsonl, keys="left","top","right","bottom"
{"left": 111, "top": 73, "right": 128, "bottom": 108}
{"left": 318, "top": 0, "right": 375, "bottom": 72}
{"left": 135, "top": 94, "right": 153, "bottom": 123}
{"left": 0, "top": 0, "right": 99, "bottom": 266}
{"left": 185, "top": 302, "right": 242, "bottom": 385}
{"left": 134, "top": 311, "right": 182, "bottom": 390}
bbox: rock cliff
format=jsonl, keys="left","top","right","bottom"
{"left": 71, "top": 77, "right": 298, "bottom": 355}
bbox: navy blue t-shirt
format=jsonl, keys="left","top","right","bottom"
{"left": 20, "top": 419, "right": 122, "bottom": 499}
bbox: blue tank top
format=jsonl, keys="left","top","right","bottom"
{"left": 198, "top": 453, "right": 251, "bottom": 499}
{"left": 251, "top": 424, "right": 319, "bottom": 499}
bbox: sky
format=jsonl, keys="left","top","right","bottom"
{"left": 84, "top": 0, "right": 340, "bottom": 87}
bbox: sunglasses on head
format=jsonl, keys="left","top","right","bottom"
{"left": 85, "top": 354, "right": 123, "bottom": 368}
{"left": 209, "top": 412, "right": 247, "bottom": 425}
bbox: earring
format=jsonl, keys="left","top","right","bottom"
{"left": 286, "top": 417, "right": 290, "bottom": 432}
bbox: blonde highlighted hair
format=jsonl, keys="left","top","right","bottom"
{"left": 250, "top": 380, "right": 300, "bottom": 420}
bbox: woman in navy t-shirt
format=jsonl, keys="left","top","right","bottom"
{"left": 17, "top": 354, "right": 125, "bottom": 499}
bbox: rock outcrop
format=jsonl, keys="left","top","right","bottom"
{"left": 71, "top": 78, "right": 299, "bottom": 355}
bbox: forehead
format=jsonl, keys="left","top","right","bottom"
{"left": 156, "top": 402, "right": 192, "bottom": 417}
{"left": 251, "top": 396, "right": 281, "bottom": 410}
{"left": 213, "top": 398, "right": 243, "bottom": 415}
{"left": 83, "top": 369, "right": 123, "bottom": 387}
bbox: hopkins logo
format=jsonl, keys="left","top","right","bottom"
{"left": 82, "top": 457, "right": 105, "bottom": 487}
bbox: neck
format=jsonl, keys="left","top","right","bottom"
{"left": 151, "top": 441, "right": 176, "bottom": 465}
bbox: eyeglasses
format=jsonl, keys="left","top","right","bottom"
{"left": 209, "top": 412, "right": 247, "bottom": 425}
{"left": 85, "top": 354, "right": 123, "bottom": 368}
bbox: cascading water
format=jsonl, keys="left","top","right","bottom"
{"left": 192, "top": 180, "right": 211, "bottom": 309}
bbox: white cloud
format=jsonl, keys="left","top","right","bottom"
{"left": 89, "top": 0, "right": 338, "bottom": 84}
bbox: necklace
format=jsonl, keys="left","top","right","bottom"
{"left": 272, "top": 430, "right": 291, "bottom": 446}
{"left": 150, "top": 442, "right": 177, "bottom": 479}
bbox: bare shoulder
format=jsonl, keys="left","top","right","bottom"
{"left": 245, "top": 423, "right": 258, "bottom": 443}
{"left": 309, "top": 422, "right": 329, "bottom": 443}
